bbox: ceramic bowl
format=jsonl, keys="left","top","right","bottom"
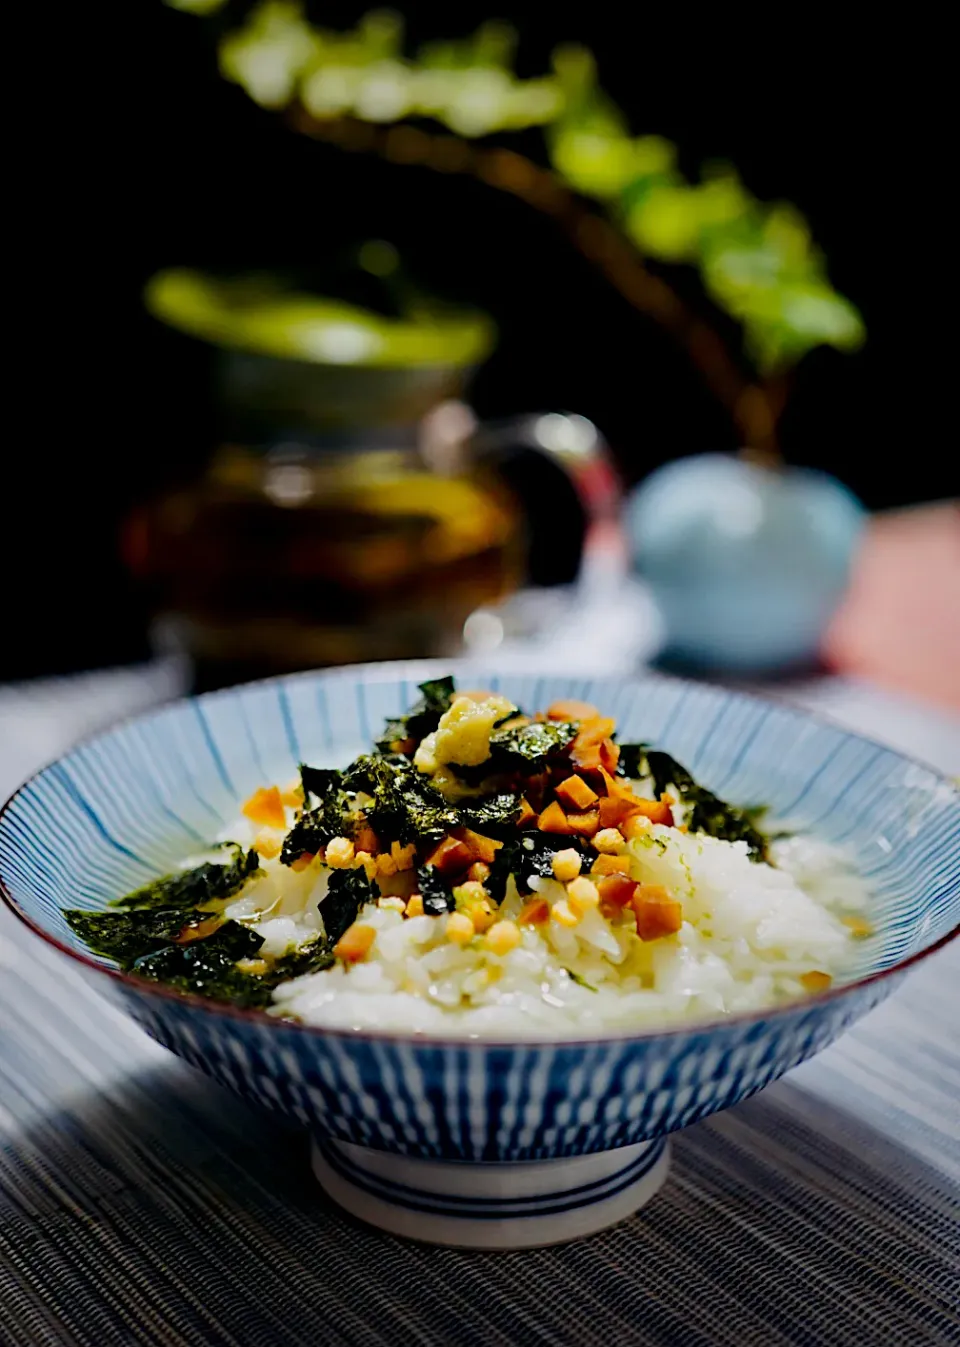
{"left": 2, "top": 663, "right": 957, "bottom": 1249}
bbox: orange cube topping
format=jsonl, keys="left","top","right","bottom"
{"left": 518, "top": 898, "right": 550, "bottom": 925}
{"left": 799, "top": 970, "right": 833, "bottom": 992}
{"left": 631, "top": 884, "right": 683, "bottom": 941}
{"left": 241, "top": 785, "right": 286, "bottom": 830}
{"left": 598, "top": 795, "right": 637, "bottom": 829}
{"left": 555, "top": 774, "right": 599, "bottom": 811}
{"left": 591, "top": 853, "right": 631, "bottom": 877}
{"left": 353, "top": 823, "right": 380, "bottom": 856}
{"left": 596, "top": 874, "right": 639, "bottom": 909}
{"left": 566, "top": 809, "right": 600, "bottom": 838}
{"left": 454, "top": 828, "right": 503, "bottom": 864}
{"left": 537, "top": 801, "right": 574, "bottom": 835}
{"left": 599, "top": 738, "right": 621, "bottom": 773}
{"left": 426, "top": 835, "right": 474, "bottom": 875}
{"left": 628, "top": 798, "right": 675, "bottom": 827}
{"left": 547, "top": 699, "right": 600, "bottom": 722}
{"left": 516, "top": 797, "right": 537, "bottom": 829}
{"left": 334, "top": 923, "right": 377, "bottom": 963}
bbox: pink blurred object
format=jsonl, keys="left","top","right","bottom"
{"left": 823, "top": 502, "right": 960, "bottom": 712}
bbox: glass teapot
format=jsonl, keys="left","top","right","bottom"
{"left": 127, "top": 267, "right": 618, "bottom": 691}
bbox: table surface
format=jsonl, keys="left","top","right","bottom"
{"left": 1, "top": 663, "right": 958, "bottom": 1347}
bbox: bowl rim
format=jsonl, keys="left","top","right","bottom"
{"left": 1, "top": 660, "right": 958, "bottom": 1049}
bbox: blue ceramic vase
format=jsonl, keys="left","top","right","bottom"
{"left": 626, "top": 454, "right": 866, "bottom": 672}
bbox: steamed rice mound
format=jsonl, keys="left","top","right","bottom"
{"left": 228, "top": 820, "right": 863, "bottom": 1037}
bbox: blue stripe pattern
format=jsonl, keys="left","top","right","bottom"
{"left": 316, "top": 1137, "right": 666, "bottom": 1218}
{"left": 0, "top": 662, "right": 957, "bottom": 1164}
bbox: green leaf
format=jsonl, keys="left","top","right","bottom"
{"left": 491, "top": 719, "right": 578, "bottom": 766}
{"left": 458, "top": 792, "right": 524, "bottom": 838}
{"left": 256, "top": 941, "right": 336, "bottom": 992}
{"left": 483, "top": 830, "right": 588, "bottom": 900}
{"left": 343, "top": 752, "right": 524, "bottom": 845}
{"left": 343, "top": 754, "right": 453, "bottom": 842}
{"left": 135, "top": 934, "right": 335, "bottom": 1010}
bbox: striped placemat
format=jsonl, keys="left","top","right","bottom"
{"left": 1, "top": 670, "right": 958, "bottom": 1346}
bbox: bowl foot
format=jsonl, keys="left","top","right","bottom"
{"left": 311, "top": 1137, "right": 670, "bottom": 1249}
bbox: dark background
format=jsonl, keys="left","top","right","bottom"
{"left": 9, "top": 3, "right": 950, "bottom": 681}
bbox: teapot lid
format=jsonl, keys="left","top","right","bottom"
{"left": 145, "top": 266, "right": 495, "bottom": 370}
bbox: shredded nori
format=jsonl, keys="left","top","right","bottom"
{"left": 63, "top": 905, "right": 223, "bottom": 965}
{"left": 450, "top": 719, "right": 577, "bottom": 783}
{"left": 616, "top": 743, "right": 651, "bottom": 782}
{"left": 135, "top": 928, "right": 336, "bottom": 1009}
{"left": 63, "top": 843, "right": 340, "bottom": 1010}
{"left": 484, "top": 838, "right": 521, "bottom": 902}
{"left": 618, "top": 743, "right": 769, "bottom": 860}
{"left": 299, "top": 765, "right": 343, "bottom": 803}
{"left": 132, "top": 919, "right": 264, "bottom": 982}
{"left": 252, "top": 941, "right": 336, "bottom": 994}
{"left": 459, "top": 792, "right": 524, "bottom": 839}
{"left": 417, "top": 864, "right": 456, "bottom": 916}
{"left": 342, "top": 754, "right": 521, "bottom": 845}
{"left": 517, "top": 832, "right": 590, "bottom": 881}
{"left": 116, "top": 845, "right": 260, "bottom": 911}
{"left": 374, "top": 676, "right": 458, "bottom": 755}
{"left": 404, "top": 676, "right": 457, "bottom": 739}
{"left": 320, "top": 867, "right": 379, "bottom": 944}
{"left": 343, "top": 754, "right": 448, "bottom": 843}
{"left": 282, "top": 776, "right": 359, "bottom": 862}
{"left": 488, "top": 719, "right": 578, "bottom": 769}
{"left": 483, "top": 831, "right": 589, "bottom": 900}
{"left": 375, "top": 718, "right": 412, "bottom": 755}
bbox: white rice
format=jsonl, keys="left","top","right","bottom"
{"left": 218, "top": 811, "right": 869, "bottom": 1039}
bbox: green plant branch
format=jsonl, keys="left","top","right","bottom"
{"left": 292, "top": 110, "right": 784, "bottom": 450}
{"left": 168, "top": 1, "right": 864, "bottom": 451}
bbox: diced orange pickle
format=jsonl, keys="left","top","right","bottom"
{"left": 334, "top": 924, "right": 377, "bottom": 963}
{"left": 547, "top": 699, "right": 600, "bottom": 721}
{"left": 566, "top": 810, "right": 600, "bottom": 838}
{"left": 537, "top": 801, "right": 574, "bottom": 835}
{"left": 555, "top": 775, "right": 599, "bottom": 811}
{"left": 426, "top": 836, "right": 475, "bottom": 875}
{"left": 631, "top": 885, "right": 683, "bottom": 941}
{"left": 799, "top": 970, "right": 833, "bottom": 992}
{"left": 596, "top": 874, "right": 639, "bottom": 908}
{"left": 242, "top": 785, "right": 286, "bottom": 829}
{"left": 454, "top": 828, "right": 503, "bottom": 864}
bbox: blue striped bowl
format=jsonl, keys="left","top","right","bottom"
{"left": 2, "top": 663, "right": 958, "bottom": 1247}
